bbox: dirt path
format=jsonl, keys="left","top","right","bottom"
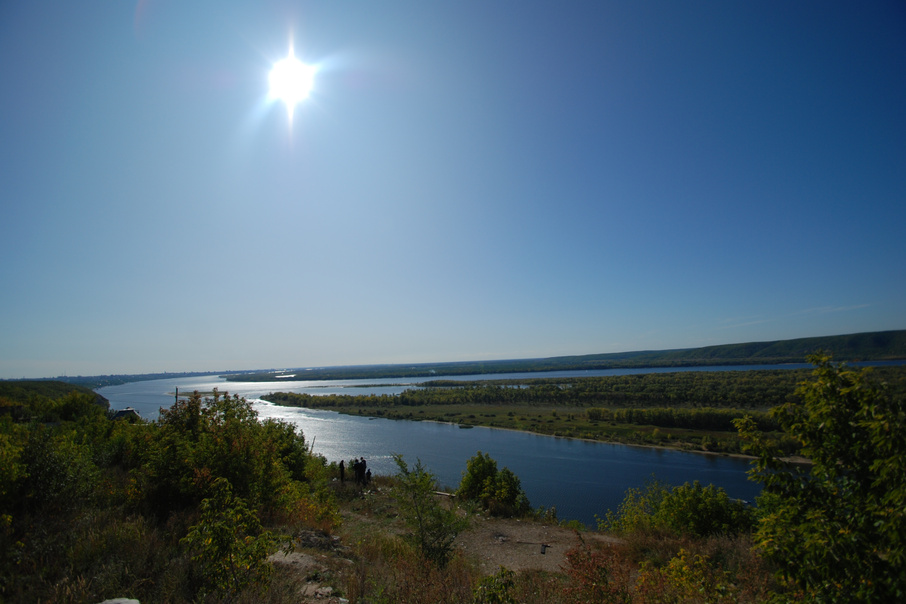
{"left": 268, "top": 486, "right": 621, "bottom": 602}
{"left": 454, "top": 515, "right": 620, "bottom": 574}
{"left": 271, "top": 518, "right": 618, "bottom": 602}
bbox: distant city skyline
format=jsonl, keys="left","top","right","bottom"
{"left": 2, "top": 1, "right": 904, "bottom": 379}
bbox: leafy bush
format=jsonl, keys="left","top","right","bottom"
{"left": 20, "top": 427, "right": 99, "bottom": 512}
{"left": 636, "top": 549, "right": 739, "bottom": 604}
{"left": 736, "top": 354, "right": 906, "bottom": 601}
{"left": 180, "top": 477, "right": 283, "bottom": 598}
{"left": 1, "top": 385, "right": 336, "bottom": 603}
{"left": 600, "top": 480, "right": 754, "bottom": 537}
{"left": 130, "top": 390, "right": 337, "bottom": 526}
{"left": 393, "top": 455, "right": 468, "bottom": 567}
{"left": 473, "top": 566, "right": 518, "bottom": 604}
{"left": 457, "top": 451, "right": 531, "bottom": 517}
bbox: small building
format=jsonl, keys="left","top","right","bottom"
{"left": 111, "top": 407, "right": 141, "bottom": 420}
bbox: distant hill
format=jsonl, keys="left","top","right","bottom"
{"left": 555, "top": 329, "right": 906, "bottom": 366}
{"left": 4, "top": 329, "right": 902, "bottom": 387}
{"left": 0, "top": 370, "right": 252, "bottom": 391}
{"left": 226, "top": 329, "right": 906, "bottom": 382}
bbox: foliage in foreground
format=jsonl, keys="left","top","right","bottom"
{"left": 0, "top": 388, "right": 338, "bottom": 603}
{"left": 736, "top": 354, "right": 906, "bottom": 602}
{"left": 600, "top": 479, "right": 755, "bottom": 538}
{"left": 392, "top": 454, "right": 469, "bottom": 568}
{"left": 4, "top": 353, "right": 901, "bottom": 602}
{"left": 181, "top": 477, "right": 284, "bottom": 599}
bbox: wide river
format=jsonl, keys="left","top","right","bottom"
{"left": 97, "top": 365, "right": 807, "bottom": 526}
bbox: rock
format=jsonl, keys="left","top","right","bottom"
{"left": 296, "top": 529, "right": 336, "bottom": 550}
{"left": 315, "top": 585, "right": 334, "bottom": 597}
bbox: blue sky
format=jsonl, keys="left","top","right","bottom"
{"left": 1, "top": 1, "right": 904, "bottom": 378}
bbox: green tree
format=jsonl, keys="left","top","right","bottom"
{"left": 0, "top": 420, "right": 26, "bottom": 517}
{"left": 457, "top": 451, "right": 498, "bottom": 503}
{"left": 735, "top": 354, "right": 906, "bottom": 602}
{"left": 457, "top": 451, "right": 531, "bottom": 517}
{"left": 20, "top": 427, "right": 98, "bottom": 513}
{"left": 655, "top": 481, "right": 754, "bottom": 537}
{"left": 180, "top": 477, "right": 281, "bottom": 599}
{"left": 392, "top": 454, "right": 468, "bottom": 567}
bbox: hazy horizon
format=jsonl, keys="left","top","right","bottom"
{"left": 7, "top": 327, "right": 903, "bottom": 381}
{"left": 2, "top": 2, "right": 905, "bottom": 379}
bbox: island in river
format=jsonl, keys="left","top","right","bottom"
{"left": 264, "top": 363, "right": 906, "bottom": 456}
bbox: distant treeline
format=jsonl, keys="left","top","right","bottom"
{"left": 264, "top": 366, "right": 906, "bottom": 454}
{"left": 0, "top": 371, "right": 238, "bottom": 391}
{"left": 586, "top": 407, "right": 778, "bottom": 432}
{"left": 234, "top": 329, "right": 906, "bottom": 382}
{"left": 265, "top": 366, "right": 906, "bottom": 423}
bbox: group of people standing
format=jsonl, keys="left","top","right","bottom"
{"left": 339, "top": 457, "right": 371, "bottom": 486}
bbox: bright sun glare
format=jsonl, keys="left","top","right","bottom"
{"left": 269, "top": 49, "right": 315, "bottom": 122}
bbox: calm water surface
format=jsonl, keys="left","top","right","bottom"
{"left": 252, "top": 400, "right": 761, "bottom": 528}
{"left": 97, "top": 368, "right": 769, "bottom": 526}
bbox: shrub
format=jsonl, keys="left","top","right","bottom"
{"left": 457, "top": 451, "right": 531, "bottom": 517}
{"left": 393, "top": 455, "right": 468, "bottom": 568}
{"left": 180, "top": 477, "right": 282, "bottom": 599}
{"left": 473, "top": 566, "right": 518, "bottom": 604}
{"left": 636, "top": 549, "right": 739, "bottom": 604}
{"left": 563, "top": 537, "right": 633, "bottom": 603}
{"left": 20, "top": 427, "right": 99, "bottom": 513}
{"left": 736, "top": 354, "right": 906, "bottom": 601}
{"left": 600, "top": 480, "right": 754, "bottom": 537}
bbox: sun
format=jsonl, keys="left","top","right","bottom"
{"left": 269, "top": 48, "right": 315, "bottom": 122}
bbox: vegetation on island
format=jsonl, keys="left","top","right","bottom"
{"left": 265, "top": 365, "right": 906, "bottom": 455}
{"left": 1, "top": 355, "right": 904, "bottom": 602}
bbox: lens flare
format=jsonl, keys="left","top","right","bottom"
{"left": 269, "top": 49, "right": 315, "bottom": 122}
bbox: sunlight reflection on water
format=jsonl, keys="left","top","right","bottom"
{"left": 251, "top": 399, "right": 759, "bottom": 527}
{"left": 98, "top": 373, "right": 762, "bottom": 527}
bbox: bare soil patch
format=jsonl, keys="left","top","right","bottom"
{"left": 455, "top": 514, "right": 620, "bottom": 574}
{"left": 270, "top": 485, "right": 621, "bottom": 601}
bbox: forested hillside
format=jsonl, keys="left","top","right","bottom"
{"left": 0, "top": 380, "right": 108, "bottom": 414}
{"left": 230, "top": 329, "right": 906, "bottom": 382}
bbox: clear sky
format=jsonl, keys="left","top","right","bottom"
{"left": 1, "top": 1, "right": 904, "bottom": 379}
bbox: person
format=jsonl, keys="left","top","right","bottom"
{"left": 365, "top": 468, "right": 372, "bottom": 485}
{"left": 339, "top": 459, "right": 345, "bottom": 484}
{"left": 356, "top": 457, "right": 367, "bottom": 485}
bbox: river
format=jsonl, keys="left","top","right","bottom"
{"left": 95, "top": 366, "right": 786, "bottom": 526}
